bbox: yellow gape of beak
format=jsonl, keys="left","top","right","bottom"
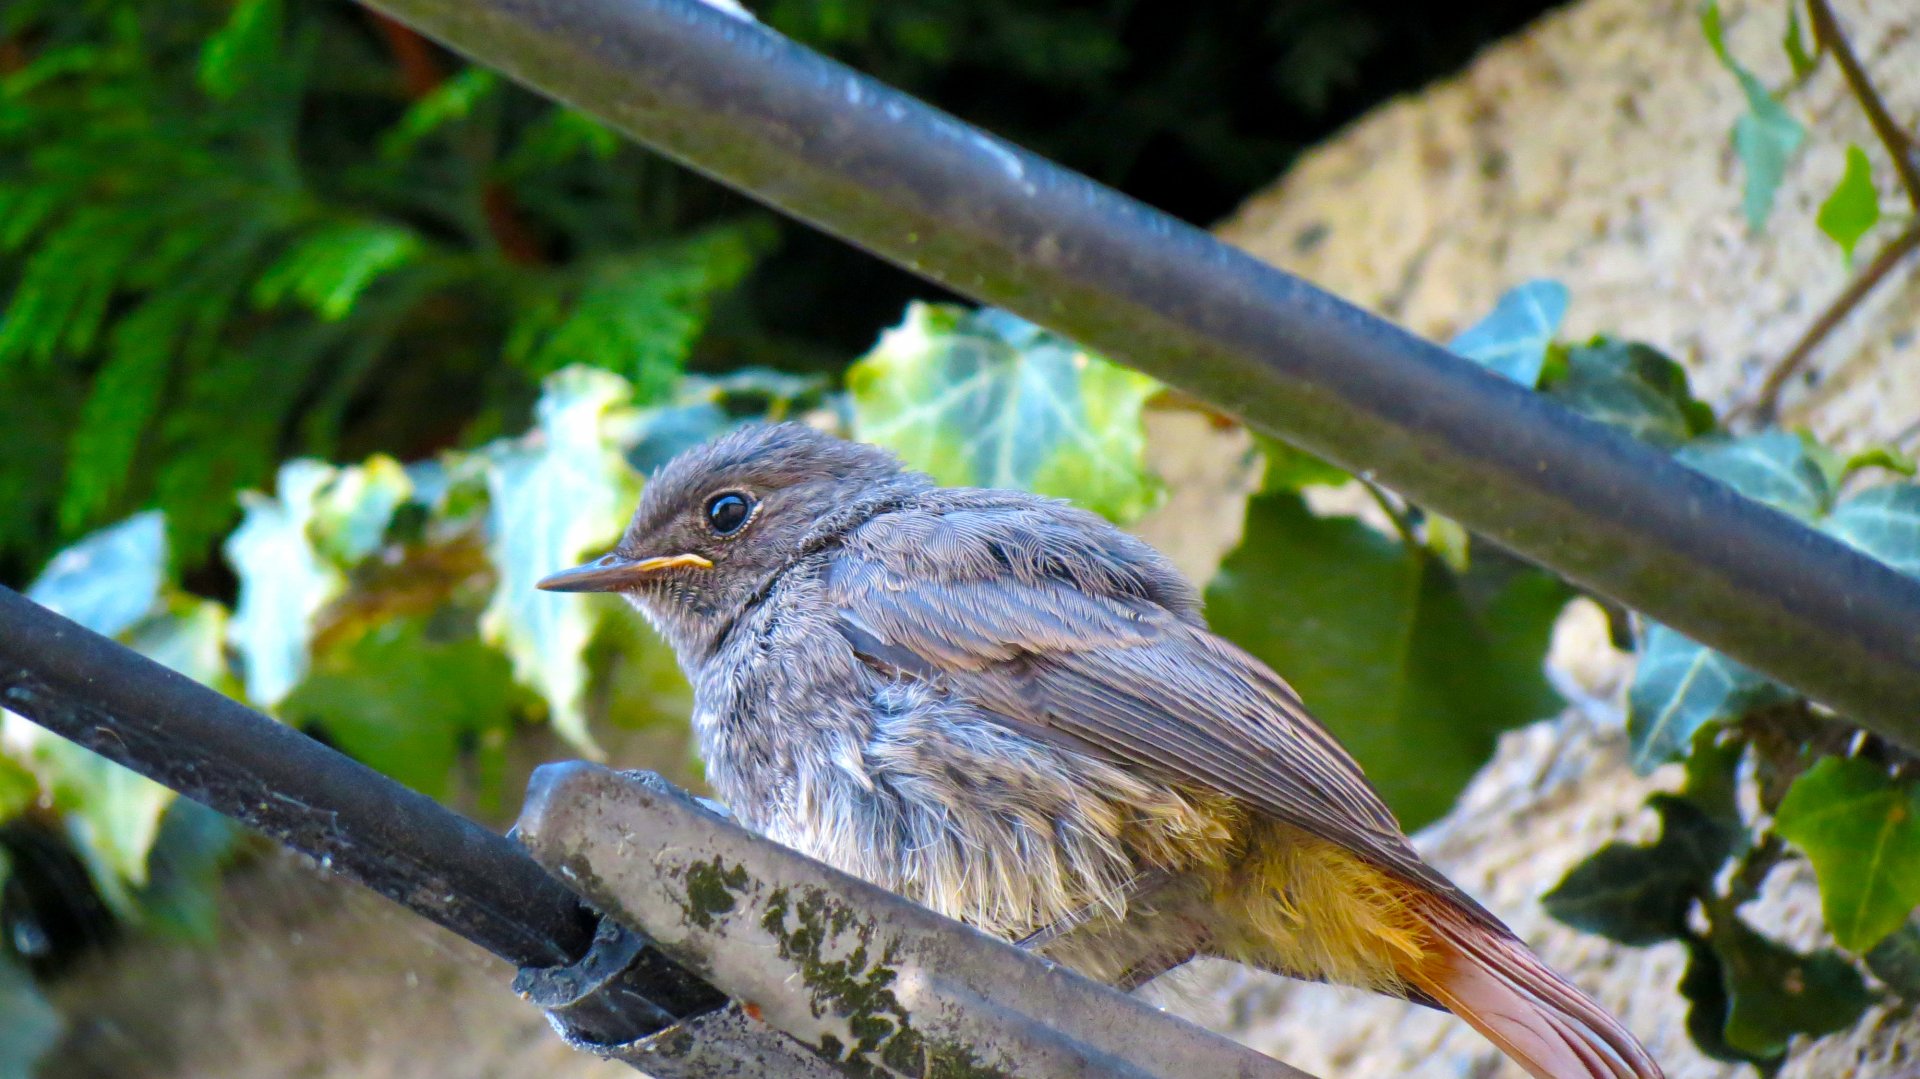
{"left": 535, "top": 552, "right": 714, "bottom": 593}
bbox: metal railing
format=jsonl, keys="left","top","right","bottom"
{"left": 358, "top": 0, "right": 1920, "bottom": 746}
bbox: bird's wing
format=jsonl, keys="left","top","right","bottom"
{"left": 824, "top": 528, "right": 1497, "bottom": 924}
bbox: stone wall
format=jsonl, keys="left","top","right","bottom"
{"left": 38, "top": 0, "right": 1920, "bottom": 1076}
{"left": 1178, "top": 0, "right": 1920, "bottom": 1075}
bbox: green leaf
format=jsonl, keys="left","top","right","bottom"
{"left": 1824, "top": 483, "right": 1920, "bottom": 578}
{"left": 1706, "top": 911, "right": 1874, "bottom": 1060}
{"left": 253, "top": 221, "right": 424, "bottom": 321}
{"left": 849, "top": 304, "right": 1165, "bottom": 523}
{"left": 225, "top": 460, "right": 346, "bottom": 706}
{"left": 1627, "top": 624, "right": 1790, "bottom": 773}
{"left": 1253, "top": 434, "right": 1348, "bottom": 493}
{"left": 1783, "top": 6, "right": 1818, "bottom": 80}
{"left": 481, "top": 367, "right": 640, "bottom": 755}
{"left": 1817, "top": 145, "right": 1880, "bottom": 261}
{"left": 1447, "top": 279, "right": 1568, "bottom": 387}
{"left": 198, "top": 0, "right": 282, "bottom": 99}
{"left": 1775, "top": 757, "right": 1920, "bottom": 953}
{"left": 1679, "top": 937, "right": 1759, "bottom": 1065}
{"left": 133, "top": 798, "right": 243, "bottom": 942}
{"left": 1677, "top": 430, "right": 1831, "bottom": 519}
{"left": 378, "top": 67, "right": 499, "bottom": 159}
{"left": 1543, "top": 338, "right": 1713, "bottom": 448}
{"left": 1545, "top": 738, "right": 1742, "bottom": 945}
{"left": 1702, "top": 1, "right": 1806, "bottom": 230}
{"left": 309, "top": 454, "right": 412, "bottom": 566}
{"left": 26, "top": 510, "right": 166, "bottom": 638}
{"left": 506, "top": 223, "right": 770, "bottom": 399}
{"left": 0, "top": 952, "right": 60, "bottom": 1079}
{"left": 1207, "top": 495, "right": 1566, "bottom": 828}
{"left": 1864, "top": 921, "right": 1920, "bottom": 998}
{"left": 282, "top": 618, "right": 521, "bottom": 800}
{"left": 0, "top": 755, "right": 36, "bottom": 821}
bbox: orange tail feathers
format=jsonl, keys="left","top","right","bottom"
{"left": 1404, "top": 899, "right": 1663, "bottom": 1079}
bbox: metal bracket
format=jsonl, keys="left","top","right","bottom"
{"left": 512, "top": 762, "right": 1314, "bottom": 1079}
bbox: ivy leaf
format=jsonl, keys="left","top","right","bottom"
{"left": 1626, "top": 624, "right": 1790, "bottom": 774}
{"left": 0, "top": 754, "right": 35, "bottom": 821}
{"left": 132, "top": 798, "right": 243, "bottom": 942}
{"left": 1702, "top": 1, "right": 1806, "bottom": 230}
{"left": 1680, "top": 938, "right": 1760, "bottom": 1066}
{"left": 225, "top": 460, "right": 345, "bottom": 707}
{"left": 1543, "top": 338, "right": 1713, "bottom": 448}
{"left": 282, "top": 619, "right": 521, "bottom": 800}
{"left": 1544, "top": 740, "right": 1743, "bottom": 945}
{"left": 1706, "top": 912, "right": 1875, "bottom": 1060}
{"left": 1864, "top": 921, "right": 1920, "bottom": 998}
{"left": 1783, "top": 6, "right": 1818, "bottom": 80}
{"left": 849, "top": 304, "right": 1164, "bottom": 523}
{"left": 1824, "top": 483, "right": 1920, "bottom": 578}
{"left": 309, "top": 454, "right": 412, "bottom": 567}
{"left": 1207, "top": 495, "right": 1565, "bottom": 828}
{"left": 1677, "top": 430, "right": 1831, "bottom": 520}
{"left": 1254, "top": 435, "right": 1348, "bottom": 493}
{"left": 1775, "top": 757, "right": 1920, "bottom": 953}
{"left": 25, "top": 510, "right": 166, "bottom": 638}
{"left": 1447, "top": 279, "right": 1568, "bottom": 387}
{"left": 0, "top": 952, "right": 60, "bottom": 1079}
{"left": 1817, "top": 145, "right": 1880, "bottom": 262}
{"left": 482, "top": 367, "right": 640, "bottom": 756}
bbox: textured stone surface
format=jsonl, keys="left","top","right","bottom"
{"left": 37, "top": 0, "right": 1920, "bottom": 1075}
{"left": 1185, "top": 0, "right": 1920, "bottom": 1075}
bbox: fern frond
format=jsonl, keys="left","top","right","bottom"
{"left": 379, "top": 66, "right": 499, "bottom": 159}
{"left": 253, "top": 220, "right": 425, "bottom": 321}
{"left": 505, "top": 220, "right": 771, "bottom": 399}
{"left": 198, "top": 0, "right": 284, "bottom": 100}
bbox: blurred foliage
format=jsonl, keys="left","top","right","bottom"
{"left": 6, "top": 0, "right": 1913, "bottom": 1074}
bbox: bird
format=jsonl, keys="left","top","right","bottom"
{"left": 538, "top": 422, "right": 1662, "bottom": 1079}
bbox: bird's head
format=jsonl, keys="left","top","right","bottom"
{"left": 538, "top": 423, "right": 926, "bottom": 659}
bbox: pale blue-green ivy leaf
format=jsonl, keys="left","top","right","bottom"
{"left": 310, "top": 454, "right": 412, "bottom": 566}
{"left": 1677, "top": 431, "right": 1830, "bottom": 520}
{"left": 848, "top": 304, "right": 1163, "bottom": 522}
{"left": 1448, "top": 280, "right": 1569, "bottom": 387}
{"left": 1627, "top": 624, "right": 1791, "bottom": 774}
{"left": 1702, "top": 1, "right": 1805, "bottom": 230}
{"left": 26, "top": 510, "right": 166, "bottom": 637}
{"left": 1824, "top": 483, "right": 1920, "bottom": 579}
{"left": 0, "top": 950, "right": 60, "bottom": 1079}
{"left": 225, "top": 460, "right": 345, "bottom": 706}
{"left": 1, "top": 595, "right": 234, "bottom": 913}
{"left": 481, "top": 367, "right": 640, "bottom": 756}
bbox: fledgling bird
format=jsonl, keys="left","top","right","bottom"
{"left": 539, "top": 423, "right": 1662, "bottom": 1079}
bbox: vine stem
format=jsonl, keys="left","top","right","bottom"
{"left": 1737, "top": 1, "right": 1920, "bottom": 424}
{"left": 1743, "top": 219, "right": 1920, "bottom": 424}
{"left": 1806, "top": 0, "right": 1920, "bottom": 210}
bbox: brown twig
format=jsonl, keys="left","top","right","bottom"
{"left": 1737, "top": 2, "right": 1920, "bottom": 425}
{"left": 1807, "top": 0, "right": 1920, "bottom": 210}
{"left": 366, "top": 11, "right": 545, "bottom": 265}
{"left": 1743, "top": 219, "right": 1920, "bottom": 424}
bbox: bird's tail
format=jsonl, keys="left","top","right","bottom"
{"left": 1403, "top": 896, "right": 1663, "bottom": 1079}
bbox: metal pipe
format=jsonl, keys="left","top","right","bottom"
{"left": 359, "top": 0, "right": 1920, "bottom": 745}
{"left": 0, "top": 586, "right": 712, "bottom": 1024}
{"left": 515, "top": 761, "right": 1315, "bottom": 1079}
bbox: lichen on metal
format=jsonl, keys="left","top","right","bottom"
{"left": 512, "top": 762, "right": 1315, "bottom": 1079}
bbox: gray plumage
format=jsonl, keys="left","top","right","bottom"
{"left": 539, "top": 422, "right": 1662, "bottom": 1079}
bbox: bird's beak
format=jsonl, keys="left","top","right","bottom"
{"left": 535, "top": 552, "right": 714, "bottom": 593}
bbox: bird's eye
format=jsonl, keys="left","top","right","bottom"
{"left": 704, "top": 491, "right": 755, "bottom": 536}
